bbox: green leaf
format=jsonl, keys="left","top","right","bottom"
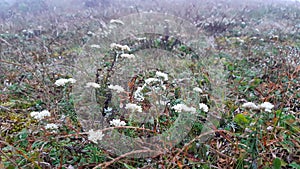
{"left": 272, "top": 158, "right": 281, "bottom": 169}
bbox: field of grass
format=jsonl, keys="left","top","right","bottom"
{"left": 0, "top": 0, "right": 299, "bottom": 168}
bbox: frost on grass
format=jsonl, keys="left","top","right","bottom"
{"left": 30, "top": 110, "right": 51, "bottom": 120}
{"left": 55, "top": 78, "right": 76, "bottom": 86}
{"left": 87, "top": 129, "right": 104, "bottom": 144}
{"left": 109, "top": 119, "right": 126, "bottom": 127}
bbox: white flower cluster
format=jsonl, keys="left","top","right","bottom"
{"left": 125, "top": 103, "right": 143, "bottom": 113}
{"left": 193, "top": 87, "right": 203, "bottom": 93}
{"left": 110, "top": 43, "right": 131, "bottom": 51}
{"left": 88, "top": 129, "right": 105, "bottom": 144}
{"left": 86, "top": 82, "right": 101, "bottom": 88}
{"left": 45, "top": 123, "right": 59, "bottom": 133}
{"left": 55, "top": 78, "right": 76, "bottom": 86}
{"left": 108, "top": 84, "right": 125, "bottom": 93}
{"left": 30, "top": 110, "right": 51, "bottom": 120}
{"left": 145, "top": 78, "right": 160, "bottom": 84}
{"left": 155, "top": 71, "right": 168, "bottom": 81}
{"left": 242, "top": 101, "right": 274, "bottom": 112}
{"left": 133, "top": 71, "right": 168, "bottom": 101}
{"left": 199, "top": 103, "right": 209, "bottom": 112}
{"left": 172, "top": 103, "right": 196, "bottom": 114}
{"left": 109, "top": 119, "right": 126, "bottom": 127}
{"left": 259, "top": 102, "right": 274, "bottom": 112}
{"left": 120, "top": 53, "right": 135, "bottom": 59}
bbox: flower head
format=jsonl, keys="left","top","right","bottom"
{"left": 155, "top": 71, "right": 168, "bottom": 81}
{"left": 30, "top": 110, "right": 51, "bottom": 120}
{"left": 55, "top": 78, "right": 76, "bottom": 86}
{"left": 259, "top": 102, "right": 274, "bottom": 112}
{"left": 199, "top": 103, "right": 209, "bottom": 112}
{"left": 145, "top": 78, "right": 160, "bottom": 84}
{"left": 110, "top": 43, "right": 131, "bottom": 51}
{"left": 45, "top": 123, "right": 59, "bottom": 132}
{"left": 108, "top": 84, "right": 125, "bottom": 93}
{"left": 193, "top": 87, "right": 203, "bottom": 93}
{"left": 242, "top": 102, "right": 259, "bottom": 110}
{"left": 125, "top": 103, "right": 142, "bottom": 113}
{"left": 88, "top": 129, "right": 104, "bottom": 144}
{"left": 86, "top": 82, "right": 101, "bottom": 88}
{"left": 172, "top": 103, "right": 196, "bottom": 114}
{"left": 110, "top": 119, "right": 126, "bottom": 127}
{"left": 120, "top": 53, "right": 135, "bottom": 59}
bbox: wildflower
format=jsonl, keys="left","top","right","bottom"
{"left": 134, "top": 86, "right": 144, "bottom": 101}
{"left": 45, "top": 123, "right": 59, "bottom": 130}
{"left": 125, "top": 103, "right": 142, "bottom": 113}
{"left": 199, "top": 103, "right": 209, "bottom": 112}
{"left": 108, "top": 84, "right": 125, "bottom": 93}
{"left": 259, "top": 102, "right": 274, "bottom": 112}
{"left": 266, "top": 126, "right": 273, "bottom": 131}
{"left": 86, "top": 82, "right": 101, "bottom": 88}
{"left": 242, "top": 102, "right": 259, "bottom": 110}
{"left": 55, "top": 78, "right": 76, "bottom": 86}
{"left": 90, "top": 44, "right": 101, "bottom": 48}
{"left": 145, "top": 78, "right": 160, "bottom": 84}
{"left": 172, "top": 103, "right": 196, "bottom": 114}
{"left": 87, "top": 129, "right": 104, "bottom": 144}
{"left": 155, "top": 71, "right": 168, "bottom": 81}
{"left": 193, "top": 87, "right": 203, "bottom": 93}
{"left": 120, "top": 53, "right": 135, "bottom": 59}
{"left": 110, "top": 19, "right": 124, "bottom": 25}
{"left": 110, "top": 43, "right": 131, "bottom": 51}
{"left": 110, "top": 119, "right": 126, "bottom": 127}
{"left": 30, "top": 110, "right": 51, "bottom": 120}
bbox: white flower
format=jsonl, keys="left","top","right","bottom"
{"left": 108, "top": 84, "right": 125, "bottom": 93}
{"left": 110, "top": 43, "right": 131, "bottom": 51}
{"left": 145, "top": 78, "right": 160, "bottom": 84}
{"left": 87, "top": 129, "right": 104, "bottom": 144}
{"left": 199, "top": 103, "right": 209, "bottom": 112}
{"left": 259, "top": 102, "right": 274, "bottom": 112}
{"left": 110, "top": 19, "right": 124, "bottom": 25}
{"left": 86, "top": 82, "right": 101, "bottom": 88}
{"left": 125, "top": 103, "right": 142, "bottom": 113}
{"left": 30, "top": 110, "right": 51, "bottom": 120}
{"left": 55, "top": 78, "right": 76, "bottom": 86}
{"left": 120, "top": 53, "right": 135, "bottom": 59}
{"left": 134, "top": 86, "right": 144, "bottom": 101}
{"left": 172, "top": 103, "right": 196, "bottom": 114}
{"left": 155, "top": 71, "right": 168, "bottom": 81}
{"left": 193, "top": 87, "right": 203, "bottom": 93}
{"left": 45, "top": 123, "right": 59, "bottom": 130}
{"left": 109, "top": 119, "right": 126, "bottom": 127}
{"left": 266, "top": 126, "right": 273, "bottom": 131}
{"left": 90, "top": 44, "right": 101, "bottom": 48}
{"left": 242, "top": 102, "right": 259, "bottom": 110}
